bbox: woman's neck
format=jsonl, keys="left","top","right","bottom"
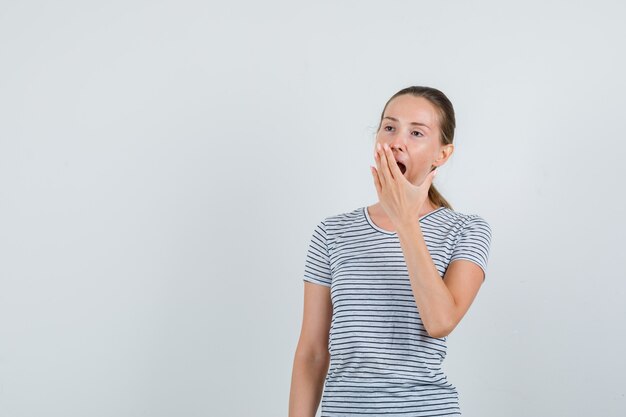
{"left": 369, "top": 201, "right": 438, "bottom": 219}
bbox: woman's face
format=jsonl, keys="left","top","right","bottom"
{"left": 375, "top": 94, "right": 453, "bottom": 186}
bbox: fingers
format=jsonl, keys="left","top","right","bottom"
{"left": 374, "top": 144, "right": 386, "bottom": 187}
{"left": 372, "top": 145, "right": 382, "bottom": 194}
{"left": 370, "top": 165, "right": 381, "bottom": 195}
{"left": 377, "top": 142, "right": 405, "bottom": 182}
{"left": 382, "top": 142, "right": 404, "bottom": 181}
{"left": 377, "top": 143, "right": 394, "bottom": 182}
{"left": 419, "top": 167, "right": 438, "bottom": 188}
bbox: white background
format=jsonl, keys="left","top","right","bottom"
{"left": 1, "top": 1, "right": 625, "bottom": 416}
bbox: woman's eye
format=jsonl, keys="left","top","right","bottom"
{"left": 412, "top": 131, "right": 423, "bottom": 137}
{"left": 384, "top": 126, "right": 393, "bottom": 131}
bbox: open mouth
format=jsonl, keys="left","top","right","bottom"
{"left": 396, "top": 161, "right": 407, "bottom": 174}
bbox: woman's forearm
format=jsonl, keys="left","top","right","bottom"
{"left": 288, "top": 352, "right": 330, "bottom": 417}
{"left": 396, "top": 218, "right": 457, "bottom": 338}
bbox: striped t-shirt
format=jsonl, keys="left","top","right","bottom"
{"left": 302, "top": 205, "right": 492, "bottom": 417}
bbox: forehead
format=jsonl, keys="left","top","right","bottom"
{"left": 384, "top": 95, "right": 439, "bottom": 127}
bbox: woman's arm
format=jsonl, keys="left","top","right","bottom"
{"left": 289, "top": 282, "right": 332, "bottom": 417}
{"left": 396, "top": 220, "right": 484, "bottom": 338}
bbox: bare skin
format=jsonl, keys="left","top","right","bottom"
{"left": 366, "top": 200, "right": 440, "bottom": 233}
{"left": 288, "top": 282, "right": 331, "bottom": 417}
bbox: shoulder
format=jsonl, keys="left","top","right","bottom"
{"left": 317, "top": 206, "right": 363, "bottom": 227}
{"left": 436, "top": 207, "right": 492, "bottom": 237}
{"left": 311, "top": 206, "right": 366, "bottom": 240}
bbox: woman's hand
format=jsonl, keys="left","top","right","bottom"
{"left": 370, "top": 142, "right": 437, "bottom": 229}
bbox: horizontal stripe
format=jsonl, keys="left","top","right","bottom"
{"left": 302, "top": 206, "right": 492, "bottom": 416}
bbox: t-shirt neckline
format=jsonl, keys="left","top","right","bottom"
{"left": 363, "top": 206, "right": 446, "bottom": 235}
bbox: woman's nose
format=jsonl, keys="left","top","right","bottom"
{"left": 389, "top": 135, "right": 406, "bottom": 150}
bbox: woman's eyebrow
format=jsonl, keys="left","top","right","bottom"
{"left": 383, "top": 116, "right": 431, "bottom": 130}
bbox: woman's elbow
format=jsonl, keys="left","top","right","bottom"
{"left": 424, "top": 319, "right": 455, "bottom": 339}
{"left": 426, "top": 327, "right": 450, "bottom": 338}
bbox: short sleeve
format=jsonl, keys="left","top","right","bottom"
{"left": 450, "top": 215, "right": 492, "bottom": 281}
{"left": 303, "top": 220, "right": 332, "bottom": 287}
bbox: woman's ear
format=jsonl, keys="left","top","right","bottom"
{"left": 432, "top": 144, "right": 454, "bottom": 169}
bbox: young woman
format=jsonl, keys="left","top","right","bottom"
{"left": 289, "top": 86, "right": 492, "bottom": 417}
